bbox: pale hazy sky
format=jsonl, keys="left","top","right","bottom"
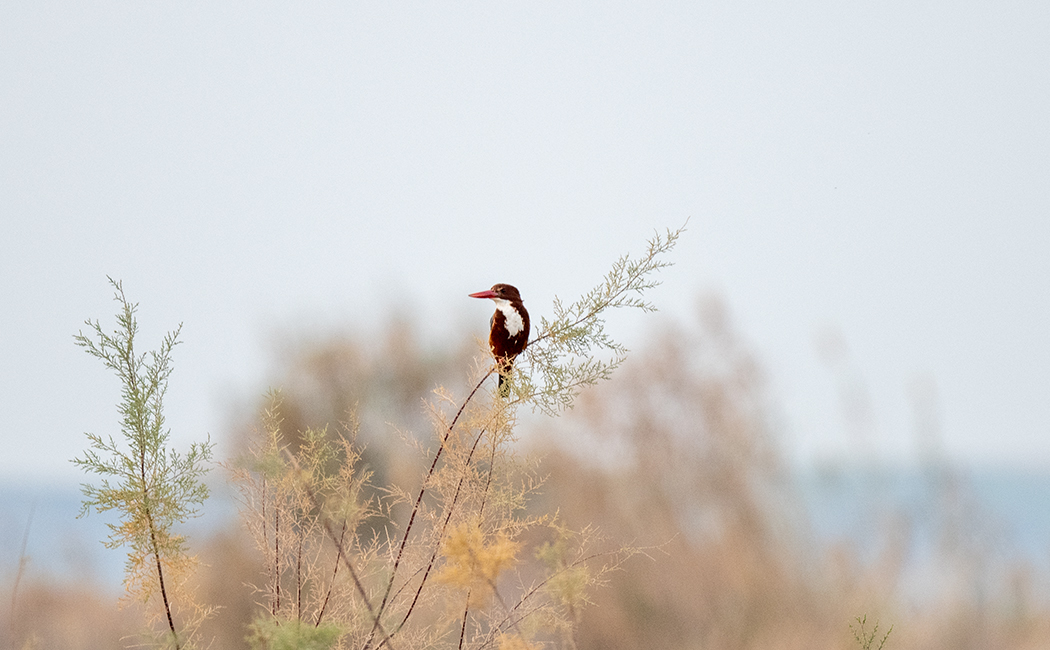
{"left": 2, "top": 2, "right": 1048, "bottom": 484}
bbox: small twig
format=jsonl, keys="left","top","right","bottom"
{"left": 296, "top": 529, "right": 304, "bottom": 622}
{"left": 274, "top": 508, "right": 281, "bottom": 615}
{"left": 261, "top": 476, "right": 270, "bottom": 612}
{"left": 458, "top": 589, "right": 471, "bottom": 650}
{"left": 315, "top": 519, "right": 347, "bottom": 627}
{"left": 477, "top": 430, "right": 500, "bottom": 519}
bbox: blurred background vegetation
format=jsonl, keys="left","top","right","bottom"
{"left": 3, "top": 296, "right": 1049, "bottom": 649}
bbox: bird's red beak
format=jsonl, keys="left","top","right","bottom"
{"left": 469, "top": 290, "right": 498, "bottom": 299}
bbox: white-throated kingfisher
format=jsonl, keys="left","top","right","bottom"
{"left": 469, "top": 283, "right": 530, "bottom": 395}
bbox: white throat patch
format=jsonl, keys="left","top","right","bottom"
{"left": 494, "top": 299, "right": 524, "bottom": 336}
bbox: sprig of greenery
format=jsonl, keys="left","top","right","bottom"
{"left": 516, "top": 222, "right": 686, "bottom": 414}
{"left": 850, "top": 615, "right": 893, "bottom": 650}
{"left": 247, "top": 617, "right": 343, "bottom": 650}
{"left": 72, "top": 277, "right": 213, "bottom": 649}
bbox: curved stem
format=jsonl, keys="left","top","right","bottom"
{"left": 146, "top": 508, "right": 179, "bottom": 649}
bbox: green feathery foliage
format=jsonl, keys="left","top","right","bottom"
{"left": 516, "top": 223, "right": 685, "bottom": 414}
{"left": 850, "top": 615, "right": 893, "bottom": 650}
{"left": 72, "top": 277, "right": 213, "bottom": 649}
{"left": 246, "top": 617, "right": 344, "bottom": 650}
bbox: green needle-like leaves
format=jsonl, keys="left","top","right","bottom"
{"left": 516, "top": 223, "right": 685, "bottom": 414}
{"left": 73, "top": 277, "right": 213, "bottom": 648}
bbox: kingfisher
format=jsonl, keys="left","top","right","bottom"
{"left": 469, "top": 283, "right": 530, "bottom": 395}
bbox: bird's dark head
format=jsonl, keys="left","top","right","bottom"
{"left": 469, "top": 283, "right": 523, "bottom": 304}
